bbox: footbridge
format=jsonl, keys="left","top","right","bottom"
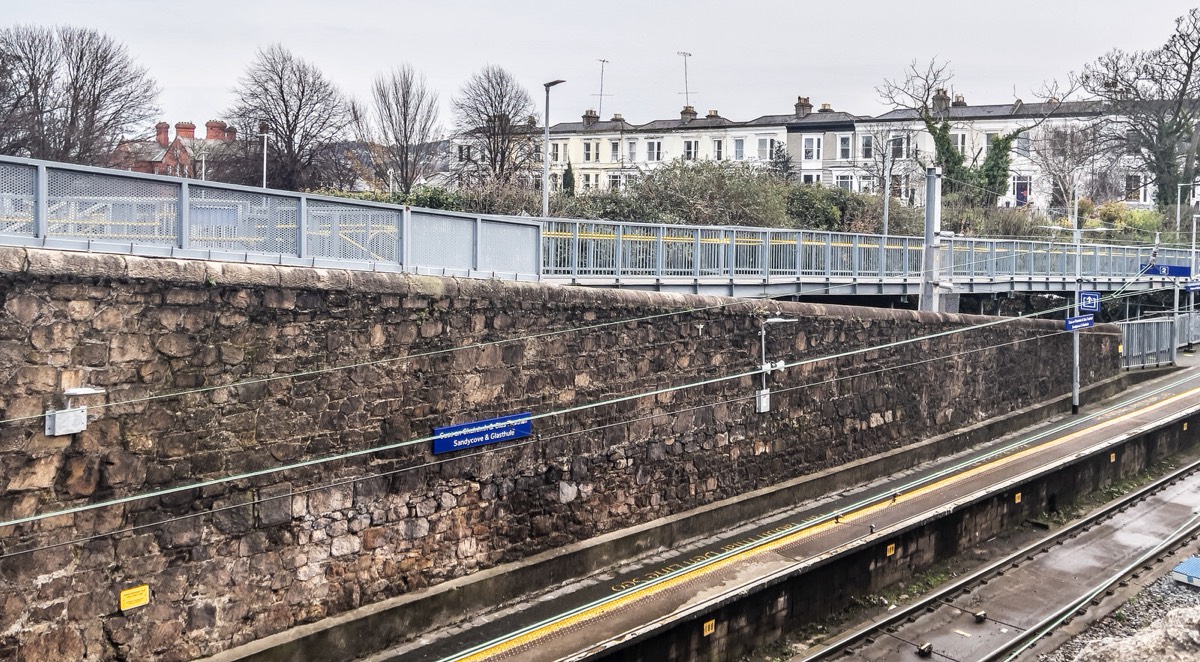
{"left": 0, "top": 154, "right": 1192, "bottom": 299}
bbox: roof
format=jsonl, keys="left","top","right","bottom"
{"left": 1173, "top": 556, "right": 1200, "bottom": 578}
{"left": 549, "top": 119, "right": 638, "bottom": 134}
{"left": 637, "top": 116, "right": 738, "bottom": 131}
{"left": 871, "top": 100, "right": 1106, "bottom": 122}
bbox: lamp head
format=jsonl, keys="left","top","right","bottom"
{"left": 544, "top": 79, "right": 565, "bottom": 89}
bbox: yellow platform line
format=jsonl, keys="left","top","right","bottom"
{"left": 450, "top": 384, "right": 1200, "bottom": 662}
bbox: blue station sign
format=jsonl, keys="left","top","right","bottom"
{"left": 1079, "top": 291, "right": 1101, "bottom": 313}
{"left": 433, "top": 412, "right": 533, "bottom": 454}
{"left": 1141, "top": 264, "right": 1193, "bottom": 278}
{"left": 1065, "top": 314, "right": 1095, "bottom": 331}
{"left": 1186, "top": 281, "right": 1200, "bottom": 292}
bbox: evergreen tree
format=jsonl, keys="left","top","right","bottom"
{"left": 562, "top": 161, "right": 576, "bottom": 196}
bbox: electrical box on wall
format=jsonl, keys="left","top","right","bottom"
{"left": 755, "top": 388, "right": 771, "bottom": 414}
{"left": 45, "top": 407, "right": 88, "bottom": 436}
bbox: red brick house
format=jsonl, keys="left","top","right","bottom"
{"left": 110, "top": 120, "right": 238, "bottom": 179}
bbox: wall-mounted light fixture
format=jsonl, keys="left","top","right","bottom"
{"left": 45, "top": 387, "right": 106, "bottom": 436}
{"left": 757, "top": 317, "right": 799, "bottom": 414}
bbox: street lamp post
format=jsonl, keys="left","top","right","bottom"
{"left": 1178, "top": 181, "right": 1195, "bottom": 233}
{"left": 757, "top": 317, "right": 799, "bottom": 414}
{"left": 542, "top": 79, "right": 565, "bottom": 218}
{"left": 257, "top": 121, "right": 270, "bottom": 189}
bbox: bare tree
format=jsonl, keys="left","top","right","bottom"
{"left": 225, "top": 44, "right": 352, "bottom": 190}
{"left": 1028, "top": 124, "right": 1121, "bottom": 206}
{"left": 354, "top": 64, "right": 441, "bottom": 194}
{"left": 451, "top": 65, "right": 538, "bottom": 185}
{"left": 0, "top": 25, "right": 159, "bottom": 164}
{"left": 1082, "top": 8, "right": 1200, "bottom": 208}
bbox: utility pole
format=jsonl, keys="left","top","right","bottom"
{"left": 677, "top": 51, "right": 693, "bottom": 107}
{"left": 594, "top": 59, "right": 610, "bottom": 119}
{"left": 919, "top": 167, "right": 943, "bottom": 313}
{"left": 1072, "top": 179, "right": 1081, "bottom": 415}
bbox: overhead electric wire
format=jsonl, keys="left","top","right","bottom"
{"left": 0, "top": 276, "right": 1156, "bottom": 531}
{"left": 0, "top": 322, "right": 1084, "bottom": 560}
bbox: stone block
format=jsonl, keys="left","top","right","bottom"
{"left": 7, "top": 456, "right": 61, "bottom": 492}
{"left": 256, "top": 484, "right": 294, "bottom": 527}
{"left": 331, "top": 534, "right": 361, "bottom": 557}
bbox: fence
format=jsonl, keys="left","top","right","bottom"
{"left": 542, "top": 218, "right": 1191, "bottom": 282}
{"left": 0, "top": 155, "right": 541, "bottom": 280}
{"left": 1119, "top": 318, "right": 1177, "bottom": 369}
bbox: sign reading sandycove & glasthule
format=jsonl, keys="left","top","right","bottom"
{"left": 432, "top": 412, "right": 533, "bottom": 454}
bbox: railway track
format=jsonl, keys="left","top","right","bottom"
{"left": 800, "top": 454, "right": 1200, "bottom": 662}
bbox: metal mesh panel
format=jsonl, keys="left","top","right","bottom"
{"left": 409, "top": 211, "right": 474, "bottom": 270}
{"left": 307, "top": 200, "right": 399, "bottom": 263}
{"left": 659, "top": 226, "right": 697, "bottom": 277}
{"left": 189, "top": 186, "right": 298, "bottom": 255}
{"left": 47, "top": 169, "right": 178, "bottom": 244}
{"left": 620, "top": 224, "right": 659, "bottom": 276}
{"left": 0, "top": 162, "right": 35, "bottom": 236}
{"left": 479, "top": 221, "right": 538, "bottom": 275}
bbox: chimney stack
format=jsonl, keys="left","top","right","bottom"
{"left": 818, "top": 103, "right": 833, "bottom": 113}
{"left": 932, "top": 89, "right": 951, "bottom": 116}
{"left": 205, "top": 120, "right": 227, "bottom": 141}
{"left": 582, "top": 109, "right": 599, "bottom": 127}
{"left": 952, "top": 94, "right": 967, "bottom": 107}
{"left": 611, "top": 113, "right": 623, "bottom": 122}
{"left": 155, "top": 122, "right": 169, "bottom": 147}
{"left": 225, "top": 126, "right": 237, "bottom": 141}
{"left": 680, "top": 105, "right": 698, "bottom": 123}
{"left": 794, "top": 96, "right": 813, "bottom": 119}
{"left": 175, "top": 121, "right": 196, "bottom": 140}
{"left": 706, "top": 109, "right": 720, "bottom": 118}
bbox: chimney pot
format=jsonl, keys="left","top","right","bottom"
{"left": 952, "top": 94, "right": 967, "bottom": 107}
{"left": 175, "top": 121, "right": 196, "bottom": 140}
{"left": 706, "top": 109, "right": 720, "bottom": 118}
{"left": 611, "top": 113, "right": 623, "bottom": 121}
{"left": 155, "top": 121, "right": 170, "bottom": 147}
{"left": 818, "top": 103, "right": 833, "bottom": 113}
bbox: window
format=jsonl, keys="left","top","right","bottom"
{"left": 608, "top": 173, "right": 622, "bottom": 190}
{"left": 835, "top": 174, "right": 854, "bottom": 190}
{"left": 859, "top": 176, "right": 874, "bottom": 194}
{"left": 1125, "top": 175, "right": 1143, "bottom": 202}
{"left": 549, "top": 173, "right": 559, "bottom": 189}
{"left": 457, "top": 144, "right": 472, "bottom": 161}
{"left": 802, "top": 173, "right": 822, "bottom": 184}
{"left": 758, "top": 137, "right": 777, "bottom": 160}
{"left": 550, "top": 143, "right": 560, "bottom": 162}
{"left": 861, "top": 135, "right": 874, "bottom": 160}
{"left": 583, "top": 142, "right": 593, "bottom": 162}
{"left": 713, "top": 139, "right": 723, "bottom": 160}
{"left": 734, "top": 138, "right": 745, "bottom": 160}
{"left": 611, "top": 141, "right": 620, "bottom": 162}
{"left": 803, "top": 136, "right": 822, "bottom": 161}
{"left": 627, "top": 140, "right": 637, "bottom": 162}
{"left": 951, "top": 133, "right": 966, "bottom": 154}
{"left": 838, "top": 135, "right": 851, "bottom": 160}
{"left": 647, "top": 141, "right": 662, "bottom": 161}
{"left": 890, "top": 135, "right": 907, "bottom": 159}
{"left": 581, "top": 173, "right": 592, "bottom": 190}
{"left": 684, "top": 140, "right": 699, "bottom": 160}
{"left": 1015, "top": 132, "right": 1031, "bottom": 158}
{"left": 984, "top": 132, "right": 999, "bottom": 154}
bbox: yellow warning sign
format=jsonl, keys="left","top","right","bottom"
{"left": 703, "top": 619, "right": 716, "bottom": 636}
{"left": 1014, "top": 492, "right": 1022, "bottom": 504}
{"left": 886, "top": 543, "right": 896, "bottom": 557}
{"left": 119, "top": 584, "right": 150, "bottom": 611}
{"left": 1110, "top": 452, "right": 1117, "bottom": 463}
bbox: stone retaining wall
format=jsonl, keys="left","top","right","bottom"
{"left": 0, "top": 247, "right": 1119, "bottom": 660}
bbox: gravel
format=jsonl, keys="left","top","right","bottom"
{"left": 1039, "top": 574, "right": 1200, "bottom": 662}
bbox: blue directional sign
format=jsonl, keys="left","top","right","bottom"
{"left": 1141, "top": 264, "right": 1193, "bottom": 278}
{"left": 1186, "top": 281, "right": 1200, "bottom": 292}
{"left": 1079, "top": 291, "right": 1101, "bottom": 313}
{"left": 1065, "top": 314, "right": 1095, "bottom": 331}
{"left": 433, "top": 412, "right": 533, "bottom": 454}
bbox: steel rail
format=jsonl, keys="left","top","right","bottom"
{"left": 799, "top": 445, "right": 1200, "bottom": 661}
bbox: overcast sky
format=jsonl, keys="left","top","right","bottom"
{"left": 5, "top": 0, "right": 1198, "bottom": 133}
